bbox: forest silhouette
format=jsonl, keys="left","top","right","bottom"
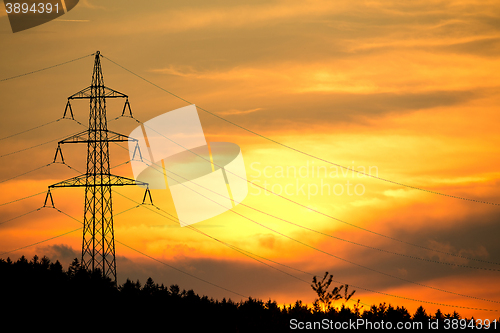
{"left": 0, "top": 255, "right": 495, "bottom": 331}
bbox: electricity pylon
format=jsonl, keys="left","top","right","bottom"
{"left": 46, "top": 51, "right": 149, "bottom": 283}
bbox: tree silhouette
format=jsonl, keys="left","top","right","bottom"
{"left": 142, "top": 277, "right": 158, "bottom": 295}
{"left": 311, "top": 271, "right": 353, "bottom": 313}
{"left": 1, "top": 254, "right": 480, "bottom": 331}
{"left": 413, "top": 305, "right": 429, "bottom": 323}
{"left": 67, "top": 257, "right": 80, "bottom": 278}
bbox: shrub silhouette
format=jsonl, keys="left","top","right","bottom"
{"left": 311, "top": 271, "right": 356, "bottom": 313}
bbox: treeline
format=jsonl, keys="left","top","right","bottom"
{"left": 0, "top": 255, "right": 494, "bottom": 331}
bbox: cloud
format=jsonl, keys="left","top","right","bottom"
{"left": 152, "top": 65, "right": 283, "bottom": 82}
{"left": 217, "top": 108, "right": 263, "bottom": 116}
{"left": 54, "top": 19, "right": 91, "bottom": 22}
{"left": 36, "top": 244, "right": 79, "bottom": 267}
{"left": 382, "top": 209, "right": 500, "bottom": 274}
{"left": 79, "top": 0, "right": 106, "bottom": 10}
{"left": 439, "top": 37, "right": 500, "bottom": 57}
{"left": 115, "top": 254, "right": 315, "bottom": 302}
{"left": 205, "top": 89, "right": 486, "bottom": 130}
{"left": 125, "top": 0, "right": 346, "bottom": 34}
{"left": 427, "top": 240, "right": 490, "bottom": 265}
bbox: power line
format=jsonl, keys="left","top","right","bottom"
{"left": 46, "top": 129, "right": 500, "bottom": 307}
{"left": 0, "top": 53, "right": 95, "bottom": 82}
{"left": 114, "top": 190, "right": 500, "bottom": 312}
{"left": 0, "top": 197, "right": 496, "bottom": 312}
{"left": 0, "top": 190, "right": 47, "bottom": 207}
{"left": 110, "top": 160, "right": 131, "bottom": 170}
{"left": 142, "top": 123, "right": 499, "bottom": 263}
{"left": 0, "top": 128, "right": 88, "bottom": 159}
{"left": 113, "top": 150, "right": 500, "bottom": 304}
{"left": 0, "top": 118, "right": 62, "bottom": 142}
{"left": 0, "top": 205, "right": 141, "bottom": 257}
{"left": 110, "top": 133, "right": 500, "bottom": 269}
{"left": 54, "top": 205, "right": 248, "bottom": 298}
{"left": 1, "top": 200, "right": 496, "bottom": 312}
{"left": 114, "top": 191, "right": 312, "bottom": 285}
{"left": 334, "top": 281, "right": 499, "bottom": 312}
{"left": 116, "top": 240, "right": 248, "bottom": 298}
{"left": 0, "top": 226, "right": 82, "bottom": 257}
{"left": 121, "top": 135, "right": 500, "bottom": 295}
{"left": 141, "top": 170, "right": 500, "bottom": 305}
{"left": 2, "top": 185, "right": 492, "bottom": 311}
{"left": 133, "top": 120, "right": 500, "bottom": 260}
{"left": 13, "top": 126, "right": 497, "bottom": 272}
{"left": 101, "top": 55, "right": 500, "bottom": 207}
{"left": 151, "top": 157, "right": 500, "bottom": 270}
{"left": 0, "top": 207, "right": 43, "bottom": 227}
{"left": 107, "top": 121, "right": 500, "bottom": 303}
{"left": 0, "top": 163, "right": 52, "bottom": 184}
{"left": 107, "top": 112, "right": 498, "bottom": 271}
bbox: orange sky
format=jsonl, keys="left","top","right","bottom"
{"left": 1, "top": 0, "right": 500, "bottom": 320}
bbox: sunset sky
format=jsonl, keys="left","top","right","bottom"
{"left": 1, "top": 0, "right": 500, "bottom": 320}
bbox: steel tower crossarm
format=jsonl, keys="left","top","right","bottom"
{"left": 58, "top": 129, "right": 139, "bottom": 144}
{"left": 68, "top": 85, "right": 128, "bottom": 100}
{"left": 48, "top": 174, "right": 148, "bottom": 188}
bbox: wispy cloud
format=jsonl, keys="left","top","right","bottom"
{"left": 54, "top": 19, "right": 90, "bottom": 22}
{"left": 79, "top": 0, "right": 106, "bottom": 10}
{"left": 217, "top": 108, "right": 263, "bottom": 116}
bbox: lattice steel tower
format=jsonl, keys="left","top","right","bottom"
{"left": 46, "top": 51, "right": 148, "bottom": 283}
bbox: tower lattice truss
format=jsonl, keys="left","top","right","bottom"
{"left": 46, "top": 51, "right": 149, "bottom": 282}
